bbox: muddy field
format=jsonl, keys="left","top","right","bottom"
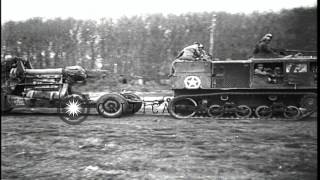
{"left": 1, "top": 112, "right": 317, "bottom": 180}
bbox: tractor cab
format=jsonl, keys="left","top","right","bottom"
{"left": 250, "top": 56, "right": 317, "bottom": 88}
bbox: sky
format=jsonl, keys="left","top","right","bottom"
{"left": 1, "top": 0, "right": 317, "bottom": 22}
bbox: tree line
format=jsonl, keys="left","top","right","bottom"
{"left": 1, "top": 7, "right": 317, "bottom": 81}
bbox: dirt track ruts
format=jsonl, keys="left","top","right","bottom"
{"left": 1, "top": 114, "right": 317, "bottom": 180}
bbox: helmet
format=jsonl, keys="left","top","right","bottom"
{"left": 198, "top": 44, "right": 204, "bottom": 48}
{"left": 193, "top": 42, "right": 200, "bottom": 45}
{"left": 263, "top": 33, "right": 273, "bottom": 40}
{"left": 261, "top": 33, "right": 272, "bottom": 42}
{"left": 265, "top": 33, "right": 273, "bottom": 38}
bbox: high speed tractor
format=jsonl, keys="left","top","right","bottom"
{"left": 168, "top": 56, "right": 317, "bottom": 120}
{"left": 1, "top": 57, "right": 142, "bottom": 124}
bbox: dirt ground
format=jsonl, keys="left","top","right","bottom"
{"left": 1, "top": 112, "right": 317, "bottom": 180}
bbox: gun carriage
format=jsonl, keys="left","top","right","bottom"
{"left": 1, "top": 57, "right": 142, "bottom": 124}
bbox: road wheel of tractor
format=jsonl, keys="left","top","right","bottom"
{"left": 235, "top": 105, "right": 252, "bottom": 118}
{"left": 58, "top": 94, "right": 90, "bottom": 125}
{"left": 96, "top": 94, "right": 128, "bottom": 118}
{"left": 121, "top": 93, "right": 142, "bottom": 114}
{"left": 168, "top": 97, "right": 197, "bottom": 119}
{"left": 255, "top": 105, "right": 272, "bottom": 119}
{"left": 207, "top": 105, "right": 224, "bottom": 118}
{"left": 300, "top": 94, "right": 317, "bottom": 112}
{"left": 283, "top": 105, "right": 301, "bottom": 119}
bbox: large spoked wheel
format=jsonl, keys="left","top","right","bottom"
{"left": 255, "top": 105, "right": 272, "bottom": 119}
{"left": 235, "top": 105, "right": 252, "bottom": 118}
{"left": 96, "top": 94, "right": 128, "bottom": 118}
{"left": 121, "top": 93, "right": 142, "bottom": 114}
{"left": 58, "top": 94, "right": 90, "bottom": 125}
{"left": 168, "top": 97, "right": 197, "bottom": 119}
{"left": 283, "top": 106, "right": 301, "bottom": 119}
{"left": 207, "top": 104, "right": 224, "bottom": 118}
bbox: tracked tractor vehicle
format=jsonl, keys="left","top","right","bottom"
{"left": 168, "top": 56, "right": 317, "bottom": 120}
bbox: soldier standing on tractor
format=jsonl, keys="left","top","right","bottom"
{"left": 252, "top": 33, "right": 282, "bottom": 58}
{"left": 251, "top": 33, "right": 305, "bottom": 59}
{"left": 176, "top": 42, "right": 205, "bottom": 61}
{"left": 170, "top": 42, "right": 209, "bottom": 76}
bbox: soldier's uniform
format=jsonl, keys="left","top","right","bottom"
{"left": 170, "top": 43, "right": 206, "bottom": 76}
{"left": 252, "top": 34, "right": 281, "bottom": 58}
{"left": 176, "top": 43, "right": 204, "bottom": 60}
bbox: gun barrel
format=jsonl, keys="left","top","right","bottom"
{"left": 25, "top": 68, "right": 63, "bottom": 75}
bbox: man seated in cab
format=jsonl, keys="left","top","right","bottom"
{"left": 255, "top": 64, "right": 284, "bottom": 84}
{"left": 268, "top": 66, "right": 283, "bottom": 84}
{"left": 254, "top": 64, "right": 272, "bottom": 84}
{"left": 254, "top": 64, "right": 270, "bottom": 75}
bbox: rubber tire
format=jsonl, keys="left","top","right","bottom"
{"left": 96, "top": 93, "right": 128, "bottom": 118}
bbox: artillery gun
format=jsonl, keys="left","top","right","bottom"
{"left": 1, "top": 57, "right": 142, "bottom": 124}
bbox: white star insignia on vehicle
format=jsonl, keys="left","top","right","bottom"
{"left": 184, "top": 76, "right": 201, "bottom": 89}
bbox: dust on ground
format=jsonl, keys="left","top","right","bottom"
{"left": 1, "top": 114, "right": 317, "bottom": 180}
